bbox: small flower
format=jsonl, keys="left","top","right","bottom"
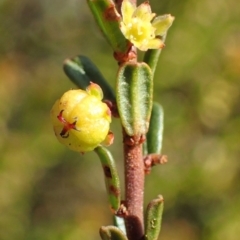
{"left": 120, "top": 0, "right": 174, "bottom": 51}
{"left": 50, "top": 83, "right": 112, "bottom": 152}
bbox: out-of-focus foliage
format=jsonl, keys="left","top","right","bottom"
{"left": 0, "top": 0, "right": 239, "bottom": 239}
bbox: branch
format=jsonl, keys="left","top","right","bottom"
{"left": 123, "top": 130, "right": 145, "bottom": 240}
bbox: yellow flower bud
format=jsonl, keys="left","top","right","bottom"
{"left": 50, "top": 86, "right": 112, "bottom": 152}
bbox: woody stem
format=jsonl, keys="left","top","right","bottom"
{"left": 123, "top": 130, "right": 144, "bottom": 240}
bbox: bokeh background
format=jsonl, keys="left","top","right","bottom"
{"left": 0, "top": 0, "right": 239, "bottom": 239}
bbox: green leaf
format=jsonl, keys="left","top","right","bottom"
{"left": 87, "top": 0, "right": 129, "bottom": 53}
{"left": 95, "top": 146, "right": 121, "bottom": 211}
{"left": 143, "top": 35, "right": 166, "bottom": 76}
{"left": 146, "top": 102, "right": 164, "bottom": 154}
{"left": 145, "top": 195, "right": 164, "bottom": 240}
{"left": 116, "top": 62, "right": 153, "bottom": 136}
{"left": 100, "top": 226, "right": 128, "bottom": 240}
{"left": 63, "top": 55, "right": 90, "bottom": 90}
{"left": 63, "top": 55, "right": 115, "bottom": 101}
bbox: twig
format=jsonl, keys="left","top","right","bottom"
{"left": 123, "top": 129, "right": 144, "bottom": 240}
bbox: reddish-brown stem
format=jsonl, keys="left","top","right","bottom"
{"left": 123, "top": 129, "right": 144, "bottom": 240}
{"left": 116, "top": 1, "right": 141, "bottom": 239}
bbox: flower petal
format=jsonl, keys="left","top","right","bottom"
{"left": 121, "top": 0, "right": 135, "bottom": 25}
{"left": 152, "top": 14, "right": 175, "bottom": 36}
{"left": 133, "top": 1, "right": 155, "bottom": 22}
{"left": 145, "top": 38, "right": 164, "bottom": 50}
{"left": 131, "top": 40, "right": 144, "bottom": 51}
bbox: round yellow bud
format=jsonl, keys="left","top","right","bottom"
{"left": 50, "top": 88, "right": 112, "bottom": 152}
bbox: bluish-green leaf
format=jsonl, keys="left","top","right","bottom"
{"left": 100, "top": 226, "right": 128, "bottom": 240}
{"left": 146, "top": 102, "right": 164, "bottom": 154}
{"left": 116, "top": 62, "right": 153, "bottom": 136}
{"left": 145, "top": 195, "right": 164, "bottom": 240}
{"left": 95, "top": 146, "right": 121, "bottom": 211}
{"left": 63, "top": 55, "right": 90, "bottom": 90}
{"left": 63, "top": 55, "right": 115, "bottom": 101}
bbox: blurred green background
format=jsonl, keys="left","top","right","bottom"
{"left": 0, "top": 0, "right": 239, "bottom": 239}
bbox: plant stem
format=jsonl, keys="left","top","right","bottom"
{"left": 116, "top": 0, "right": 142, "bottom": 238}
{"left": 123, "top": 129, "right": 144, "bottom": 240}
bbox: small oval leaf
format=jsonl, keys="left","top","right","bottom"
{"left": 146, "top": 102, "right": 164, "bottom": 154}
{"left": 95, "top": 146, "right": 121, "bottom": 211}
{"left": 63, "top": 56, "right": 90, "bottom": 90}
{"left": 100, "top": 226, "right": 128, "bottom": 240}
{"left": 116, "top": 62, "right": 153, "bottom": 136}
{"left": 145, "top": 195, "right": 164, "bottom": 240}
